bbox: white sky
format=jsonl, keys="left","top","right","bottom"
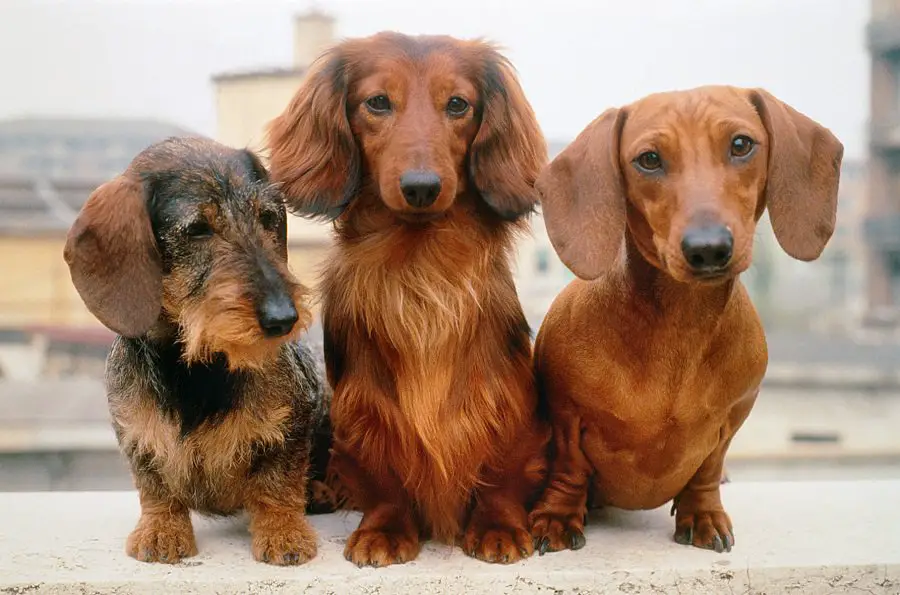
{"left": 0, "top": 0, "right": 870, "bottom": 159}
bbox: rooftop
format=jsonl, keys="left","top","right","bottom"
{"left": 211, "top": 67, "right": 306, "bottom": 83}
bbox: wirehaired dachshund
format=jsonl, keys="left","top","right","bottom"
{"left": 63, "top": 136, "right": 329, "bottom": 565}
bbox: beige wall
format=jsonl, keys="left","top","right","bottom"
{"left": 0, "top": 236, "right": 98, "bottom": 328}
{"left": 214, "top": 74, "right": 304, "bottom": 156}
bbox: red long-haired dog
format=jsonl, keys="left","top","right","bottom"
{"left": 530, "top": 86, "right": 843, "bottom": 554}
{"left": 266, "top": 32, "right": 550, "bottom": 567}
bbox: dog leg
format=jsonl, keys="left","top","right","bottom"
{"left": 126, "top": 479, "right": 197, "bottom": 564}
{"left": 671, "top": 392, "right": 756, "bottom": 553}
{"left": 463, "top": 420, "right": 549, "bottom": 564}
{"left": 528, "top": 413, "right": 591, "bottom": 555}
{"left": 245, "top": 460, "right": 318, "bottom": 566}
{"left": 331, "top": 447, "right": 422, "bottom": 567}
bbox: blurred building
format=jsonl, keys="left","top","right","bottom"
{"left": 0, "top": 117, "right": 192, "bottom": 180}
{"left": 865, "top": 0, "right": 900, "bottom": 330}
{"left": 211, "top": 10, "right": 337, "bottom": 286}
{"left": 0, "top": 117, "right": 195, "bottom": 332}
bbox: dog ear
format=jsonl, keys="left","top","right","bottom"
{"left": 63, "top": 174, "right": 162, "bottom": 337}
{"left": 266, "top": 47, "right": 360, "bottom": 222}
{"left": 469, "top": 49, "right": 547, "bottom": 220}
{"left": 536, "top": 108, "right": 627, "bottom": 281}
{"left": 749, "top": 89, "right": 843, "bottom": 261}
{"left": 236, "top": 147, "right": 270, "bottom": 184}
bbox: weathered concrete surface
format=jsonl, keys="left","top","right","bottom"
{"left": 1, "top": 482, "right": 898, "bottom": 594}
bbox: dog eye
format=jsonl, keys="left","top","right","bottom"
{"left": 634, "top": 151, "right": 662, "bottom": 172}
{"left": 185, "top": 221, "right": 213, "bottom": 239}
{"left": 730, "top": 135, "right": 755, "bottom": 158}
{"left": 365, "top": 95, "right": 392, "bottom": 114}
{"left": 446, "top": 96, "right": 469, "bottom": 116}
{"left": 259, "top": 210, "right": 280, "bottom": 231}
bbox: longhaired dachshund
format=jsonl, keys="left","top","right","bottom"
{"left": 266, "top": 32, "right": 550, "bottom": 566}
{"left": 529, "top": 86, "right": 842, "bottom": 553}
{"left": 63, "top": 137, "right": 329, "bottom": 565}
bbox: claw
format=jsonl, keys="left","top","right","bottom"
{"left": 567, "top": 529, "right": 586, "bottom": 550}
{"left": 538, "top": 536, "right": 550, "bottom": 555}
{"left": 674, "top": 525, "right": 693, "bottom": 546}
{"left": 712, "top": 534, "right": 724, "bottom": 553}
{"left": 724, "top": 533, "right": 734, "bottom": 552}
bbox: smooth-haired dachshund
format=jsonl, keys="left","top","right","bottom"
{"left": 530, "top": 86, "right": 842, "bottom": 554}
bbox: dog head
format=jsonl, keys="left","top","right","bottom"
{"left": 537, "top": 85, "right": 844, "bottom": 283}
{"left": 266, "top": 31, "right": 547, "bottom": 223}
{"left": 63, "top": 137, "right": 310, "bottom": 369}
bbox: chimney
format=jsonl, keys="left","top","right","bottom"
{"left": 293, "top": 9, "right": 336, "bottom": 69}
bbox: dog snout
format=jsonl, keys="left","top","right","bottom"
{"left": 680, "top": 224, "right": 734, "bottom": 273}
{"left": 256, "top": 292, "right": 299, "bottom": 338}
{"left": 399, "top": 170, "right": 442, "bottom": 208}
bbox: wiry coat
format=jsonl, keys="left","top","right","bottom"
{"left": 63, "top": 137, "right": 329, "bottom": 565}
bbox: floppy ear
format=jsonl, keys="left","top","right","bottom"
{"left": 469, "top": 51, "right": 547, "bottom": 220}
{"left": 266, "top": 47, "right": 360, "bottom": 221}
{"left": 536, "top": 108, "right": 627, "bottom": 281}
{"left": 749, "top": 89, "right": 844, "bottom": 261}
{"left": 63, "top": 175, "right": 163, "bottom": 337}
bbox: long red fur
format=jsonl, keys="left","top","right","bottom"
{"left": 266, "top": 32, "right": 550, "bottom": 564}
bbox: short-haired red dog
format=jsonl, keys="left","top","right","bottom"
{"left": 266, "top": 32, "right": 550, "bottom": 567}
{"left": 530, "top": 86, "right": 843, "bottom": 554}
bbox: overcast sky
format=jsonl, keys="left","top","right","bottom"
{"left": 0, "top": 0, "right": 870, "bottom": 159}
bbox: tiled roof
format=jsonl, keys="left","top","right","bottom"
{"left": 0, "top": 176, "right": 99, "bottom": 234}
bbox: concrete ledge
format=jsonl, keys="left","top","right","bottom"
{"left": 1, "top": 482, "right": 899, "bottom": 594}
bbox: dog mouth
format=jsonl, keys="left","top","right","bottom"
{"left": 395, "top": 210, "right": 448, "bottom": 224}
{"left": 688, "top": 267, "right": 733, "bottom": 284}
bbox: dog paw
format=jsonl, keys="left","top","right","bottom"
{"left": 343, "top": 528, "right": 420, "bottom": 567}
{"left": 126, "top": 514, "right": 198, "bottom": 564}
{"left": 251, "top": 517, "right": 318, "bottom": 565}
{"left": 528, "top": 511, "right": 586, "bottom": 555}
{"left": 462, "top": 520, "right": 534, "bottom": 564}
{"left": 673, "top": 509, "right": 734, "bottom": 553}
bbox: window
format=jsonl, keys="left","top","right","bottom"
{"left": 889, "top": 251, "right": 900, "bottom": 306}
{"left": 829, "top": 252, "right": 848, "bottom": 307}
{"left": 535, "top": 247, "right": 550, "bottom": 275}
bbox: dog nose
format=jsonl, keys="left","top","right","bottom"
{"left": 399, "top": 170, "right": 442, "bottom": 208}
{"left": 256, "top": 294, "right": 299, "bottom": 338}
{"left": 680, "top": 225, "right": 734, "bottom": 272}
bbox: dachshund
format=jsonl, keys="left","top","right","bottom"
{"left": 266, "top": 32, "right": 551, "bottom": 566}
{"left": 63, "top": 137, "right": 330, "bottom": 565}
{"left": 529, "top": 86, "right": 842, "bottom": 554}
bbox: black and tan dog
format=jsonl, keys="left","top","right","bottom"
{"left": 64, "top": 137, "right": 329, "bottom": 565}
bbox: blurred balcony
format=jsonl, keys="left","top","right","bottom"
{"left": 868, "top": 10, "right": 900, "bottom": 53}
{"left": 869, "top": 116, "right": 900, "bottom": 150}
{"left": 863, "top": 213, "right": 900, "bottom": 250}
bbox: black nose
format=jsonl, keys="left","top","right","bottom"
{"left": 399, "top": 170, "right": 442, "bottom": 208}
{"left": 256, "top": 293, "right": 299, "bottom": 338}
{"left": 680, "top": 225, "right": 734, "bottom": 272}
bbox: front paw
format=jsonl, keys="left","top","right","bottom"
{"left": 463, "top": 519, "right": 533, "bottom": 564}
{"left": 673, "top": 509, "right": 734, "bottom": 553}
{"left": 344, "top": 527, "right": 420, "bottom": 567}
{"left": 251, "top": 516, "right": 318, "bottom": 565}
{"left": 528, "top": 511, "right": 586, "bottom": 555}
{"left": 126, "top": 513, "right": 197, "bottom": 564}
